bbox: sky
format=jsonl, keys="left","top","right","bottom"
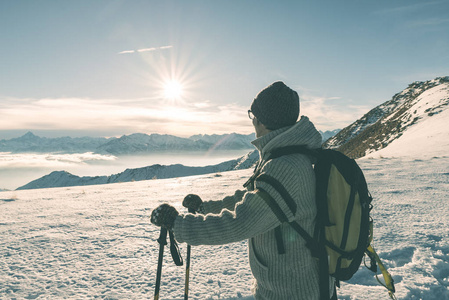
{"left": 1, "top": 0, "right": 448, "bottom": 139}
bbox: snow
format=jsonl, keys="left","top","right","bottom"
{"left": 365, "top": 108, "right": 449, "bottom": 159}
{"left": 324, "top": 77, "right": 449, "bottom": 155}
{"left": 1, "top": 157, "right": 448, "bottom": 299}
{"left": 365, "top": 84, "right": 449, "bottom": 159}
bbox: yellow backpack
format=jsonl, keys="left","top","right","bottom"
{"left": 250, "top": 146, "right": 396, "bottom": 300}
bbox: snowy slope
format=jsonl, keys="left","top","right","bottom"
{"left": 1, "top": 157, "right": 449, "bottom": 299}
{"left": 324, "top": 76, "right": 449, "bottom": 158}
{"left": 365, "top": 86, "right": 449, "bottom": 158}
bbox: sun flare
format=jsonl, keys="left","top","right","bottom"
{"left": 163, "top": 80, "right": 183, "bottom": 99}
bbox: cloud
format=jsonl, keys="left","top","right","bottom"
{"left": 0, "top": 87, "right": 371, "bottom": 138}
{"left": 0, "top": 96, "right": 253, "bottom": 137}
{"left": 405, "top": 17, "right": 449, "bottom": 28}
{"left": 0, "top": 152, "right": 116, "bottom": 169}
{"left": 118, "top": 45, "right": 173, "bottom": 55}
{"left": 299, "top": 93, "right": 371, "bottom": 131}
{"left": 118, "top": 50, "right": 135, "bottom": 54}
{"left": 373, "top": 1, "right": 444, "bottom": 15}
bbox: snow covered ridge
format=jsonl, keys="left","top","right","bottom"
{"left": 324, "top": 76, "right": 449, "bottom": 158}
{"left": 0, "top": 132, "right": 256, "bottom": 155}
{"left": 16, "top": 151, "right": 259, "bottom": 190}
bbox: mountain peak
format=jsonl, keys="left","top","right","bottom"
{"left": 21, "top": 131, "right": 39, "bottom": 139}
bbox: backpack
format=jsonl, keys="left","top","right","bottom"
{"left": 244, "top": 146, "right": 396, "bottom": 300}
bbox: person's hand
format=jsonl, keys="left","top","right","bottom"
{"left": 150, "top": 204, "right": 179, "bottom": 230}
{"left": 182, "top": 194, "right": 203, "bottom": 213}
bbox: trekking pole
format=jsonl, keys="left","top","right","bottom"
{"left": 154, "top": 227, "right": 168, "bottom": 300}
{"left": 184, "top": 208, "right": 195, "bottom": 300}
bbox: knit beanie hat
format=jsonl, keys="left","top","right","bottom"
{"left": 250, "top": 81, "right": 300, "bottom": 130}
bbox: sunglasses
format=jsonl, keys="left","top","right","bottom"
{"left": 248, "top": 110, "right": 255, "bottom": 120}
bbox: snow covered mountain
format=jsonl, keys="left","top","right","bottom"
{"left": 324, "top": 76, "right": 449, "bottom": 158}
{"left": 98, "top": 133, "right": 256, "bottom": 155}
{"left": 0, "top": 132, "right": 255, "bottom": 155}
{"left": 0, "top": 132, "right": 110, "bottom": 154}
{"left": 17, "top": 151, "right": 259, "bottom": 190}
{"left": 189, "top": 133, "right": 257, "bottom": 150}
{"left": 319, "top": 129, "right": 341, "bottom": 143}
{"left": 2, "top": 129, "right": 337, "bottom": 155}
{"left": 96, "top": 133, "right": 204, "bottom": 154}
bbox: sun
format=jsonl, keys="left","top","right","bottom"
{"left": 163, "top": 80, "right": 183, "bottom": 99}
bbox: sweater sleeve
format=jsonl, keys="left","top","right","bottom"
{"left": 173, "top": 190, "right": 281, "bottom": 245}
{"left": 201, "top": 189, "right": 245, "bottom": 214}
{"left": 173, "top": 154, "right": 316, "bottom": 246}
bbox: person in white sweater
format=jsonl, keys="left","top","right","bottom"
{"left": 151, "top": 81, "right": 336, "bottom": 300}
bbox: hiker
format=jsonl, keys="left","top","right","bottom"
{"left": 151, "top": 81, "right": 336, "bottom": 299}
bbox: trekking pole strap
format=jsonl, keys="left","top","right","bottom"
{"left": 169, "top": 230, "right": 183, "bottom": 266}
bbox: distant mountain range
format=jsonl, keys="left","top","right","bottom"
{"left": 0, "top": 132, "right": 256, "bottom": 155}
{"left": 1, "top": 130, "right": 338, "bottom": 156}
{"left": 319, "top": 129, "right": 341, "bottom": 143}
{"left": 0, "top": 132, "right": 109, "bottom": 154}
{"left": 324, "top": 76, "right": 449, "bottom": 158}
{"left": 17, "top": 151, "right": 259, "bottom": 190}
{"left": 12, "top": 129, "right": 340, "bottom": 190}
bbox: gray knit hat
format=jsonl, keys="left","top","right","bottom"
{"left": 250, "top": 81, "right": 300, "bottom": 130}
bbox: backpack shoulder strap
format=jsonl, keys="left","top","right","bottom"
{"left": 256, "top": 174, "right": 297, "bottom": 215}
{"left": 256, "top": 188, "right": 288, "bottom": 254}
{"left": 257, "top": 187, "right": 330, "bottom": 300}
{"left": 256, "top": 186, "right": 317, "bottom": 252}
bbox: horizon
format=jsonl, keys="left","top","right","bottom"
{"left": 1, "top": 1, "right": 449, "bottom": 139}
{"left": 0, "top": 128, "right": 343, "bottom": 140}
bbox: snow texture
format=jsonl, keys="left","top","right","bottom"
{"left": 1, "top": 156, "right": 449, "bottom": 299}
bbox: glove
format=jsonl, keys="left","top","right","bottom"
{"left": 182, "top": 194, "right": 204, "bottom": 213}
{"left": 150, "top": 204, "right": 179, "bottom": 230}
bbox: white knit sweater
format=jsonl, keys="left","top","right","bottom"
{"left": 174, "top": 116, "right": 331, "bottom": 299}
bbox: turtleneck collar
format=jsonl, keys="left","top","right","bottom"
{"left": 250, "top": 116, "right": 322, "bottom": 159}
{"left": 251, "top": 126, "right": 291, "bottom": 152}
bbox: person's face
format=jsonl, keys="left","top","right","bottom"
{"left": 248, "top": 109, "right": 269, "bottom": 138}
{"left": 253, "top": 117, "right": 267, "bottom": 138}
{"left": 248, "top": 110, "right": 261, "bottom": 137}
